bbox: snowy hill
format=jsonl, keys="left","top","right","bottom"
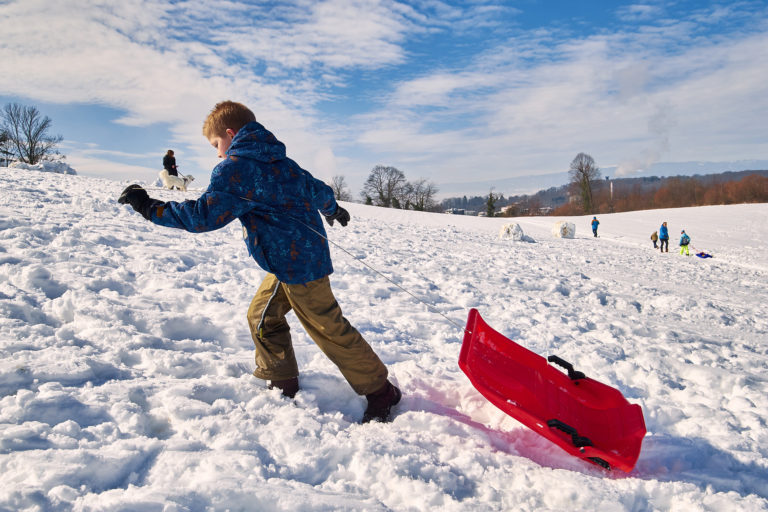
{"left": 1, "top": 167, "right": 767, "bottom": 511}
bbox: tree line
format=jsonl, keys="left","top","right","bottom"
{"left": 331, "top": 165, "right": 440, "bottom": 212}
{"left": 554, "top": 172, "right": 768, "bottom": 215}
{"left": 6, "top": 104, "right": 764, "bottom": 216}
{"left": 443, "top": 152, "right": 768, "bottom": 217}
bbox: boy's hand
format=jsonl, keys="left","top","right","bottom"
{"left": 118, "top": 184, "right": 155, "bottom": 220}
{"left": 324, "top": 205, "right": 350, "bottom": 227}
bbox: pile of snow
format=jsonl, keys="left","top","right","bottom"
{"left": 499, "top": 222, "right": 524, "bottom": 240}
{"left": 552, "top": 220, "right": 576, "bottom": 238}
{"left": 498, "top": 222, "right": 534, "bottom": 243}
{"left": 1, "top": 166, "right": 768, "bottom": 510}
{"left": 9, "top": 160, "right": 77, "bottom": 175}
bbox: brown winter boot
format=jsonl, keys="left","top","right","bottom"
{"left": 269, "top": 377, "right": 299, "bottom": 398}
{"left": 362, "top": 380, "right": 402, "bottom": 423}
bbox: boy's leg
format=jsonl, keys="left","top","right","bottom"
{"left": 283, "top": 276, "right": 388, "bottom": 396}
{"left": 247, "top": 273, "right": 299, "bottom": 381}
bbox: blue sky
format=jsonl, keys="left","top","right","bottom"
{"left": 1, "top": 0, "right": 766, "bottom": 198}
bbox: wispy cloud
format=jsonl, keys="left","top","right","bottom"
{"left": 616, "top": 4, "right": 664, "bottom": 22}
{"left": 354, "top": 3, "right": 768, "bottom": 182}
{"left": 0, "top": 1, "right": 766, "bottom": 194}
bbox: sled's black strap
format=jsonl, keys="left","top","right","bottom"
{"left": 547, "top": 355, "right": 586, "bottom": 381}
{"left": 546, "top": 419, "right": 594, "bottom": 448}
{"left": 588, "top": 457, "right": 611, "bottom": 470}
{"left": 547, "top": 420, "right": 611, "bottom": 470}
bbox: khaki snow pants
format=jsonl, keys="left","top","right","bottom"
{"left": 247, "top": 273, "right": 388, "bottom": 396}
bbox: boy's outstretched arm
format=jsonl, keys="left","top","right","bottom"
{"left": 118, "top": 184, "right": 163, "bottom": 220}
{"left": 117, "top": 184, "right": 255, "bottom": 233}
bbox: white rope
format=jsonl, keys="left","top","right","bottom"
{"left": 121, "top": 183, "right": 470, "bottom": 334}
{"left": 295, "top": 216, "right": 470, "bottom": 334}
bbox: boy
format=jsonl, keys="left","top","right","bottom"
{"left": 118, "top": 100, "right": 401, "bottom": 423}
{"left": 591, "top": 216, "right": 599, "bottom": 237}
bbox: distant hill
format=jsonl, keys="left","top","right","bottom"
{"left": 437, "top": 159, "right": 768, "bottom": 199}
{"left": 441, "top": 169, "right": 768, "bottom": 214}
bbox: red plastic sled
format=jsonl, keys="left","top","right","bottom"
{"left": 459, "top": 309, "right": 645, "bottom": 472}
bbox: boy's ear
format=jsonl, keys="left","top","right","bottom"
{"left": 225, "top": 128, "right": 236, "bottom": 138}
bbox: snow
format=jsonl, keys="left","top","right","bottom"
{"left": 9, "top": 161, "right": 78, "bottom": 175}
{"left": 1, "top": 167, "right": 767, "bottom": 511}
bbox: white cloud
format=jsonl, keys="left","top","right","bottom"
{"left": 616, "top": 4, "right": 663, "bottom": 22}
{"left": 0, "top": 0, "right": 415, "bottom": 184}
{"left": 0, "top": 0, "right": 765, "bottom": 195}
{"left": 353, "top": 5, "right": 768, "bottom": 185}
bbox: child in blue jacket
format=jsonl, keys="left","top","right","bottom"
{"left": 659, "top": 222, "right": 669, "bottom": 252}
{"left": 119, "top": 101, "right": 400, "bottom": 423}
{"left": 591, "top": 216, "right": 599, "bottom": 237}
{"left": 679, "top": 230, "right": 691, "bottom": 256}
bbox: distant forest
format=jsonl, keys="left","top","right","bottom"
{"left": 440, "top": 170, "right": 768, "bottom": 216}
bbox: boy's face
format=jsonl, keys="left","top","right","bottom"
{"left": 208, "top": 128, "right": 236, "bottom": 158}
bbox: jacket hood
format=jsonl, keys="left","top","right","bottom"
{"left": 227, "top": 121, "right": 287, "bottom": 163}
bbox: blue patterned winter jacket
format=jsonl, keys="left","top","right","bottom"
{"left": 149, "top": 121, "right": 338, "bottom": 284}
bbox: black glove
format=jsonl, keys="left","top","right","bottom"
{"left": 118, "top": 184, "right": 158, "bottom": 221}
{"left": 324, "top": 205, "right": 350, "bottom": 227}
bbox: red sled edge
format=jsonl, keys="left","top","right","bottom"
{"left": 458, "top": 308, "right": 646, "bottom": 473}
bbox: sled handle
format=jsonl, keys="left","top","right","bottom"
{"left": 547, "top": 419, "right": 612, "bottom": 470}
{"left": 547, "top": 419, "right": 594, "bottom": 448}
{"left": 588, "top": 457, "right": 611, "bottom": 470}
{"left": 547, "top": 355, "right": 586, "bottom": 381}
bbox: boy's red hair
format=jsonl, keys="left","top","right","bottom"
{"left": 203, "top": 101, "right": 256, "bottom": 139}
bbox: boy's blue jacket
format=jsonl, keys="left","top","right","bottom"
{"left": 679, "top": 233, "right": 690, "bottom": 246}
{"left": 149, "top": 121, "right": 338, "bottom": 284}
{"left": 659, "top": 225, "right": 669, "bottom": 239}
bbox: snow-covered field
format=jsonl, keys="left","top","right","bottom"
{"left": 1, "top": 167, "right": 767, "bottom": 511}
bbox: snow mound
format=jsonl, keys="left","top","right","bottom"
{"left": 552, "top": 221, "right": 576, "bottom": 238}
{"left": 10, "top": 161, "right": 77, "bottom": 175}
{"left": 499, "top": 222, "right": 524, "bottom": 240}
{"left": 499, "top": 222, "right": 535, "bottom": 242}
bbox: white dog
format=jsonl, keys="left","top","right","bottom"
{"left": 158, "top": 169, "right": 194, "bottom": 191}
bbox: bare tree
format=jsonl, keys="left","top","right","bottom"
{"left": 361, "top": 165, "right": 406, "bottom": 207}
{"left": 0, "top": 129, "right": 12, "bottom": 167}
{"left": 408, "top": 178, "right": 439, "bottom": 211}
{"left": 394, "top": 181, "right": 412, "bottom": 209}
{"left": 569, "top": 153, "right": 601, "bottom": 214}
{"left": 330, "top": 175, "right": 352, "bottom": 202}
{"left": 1, "top": 103, "right": 63, "bottom": 165}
